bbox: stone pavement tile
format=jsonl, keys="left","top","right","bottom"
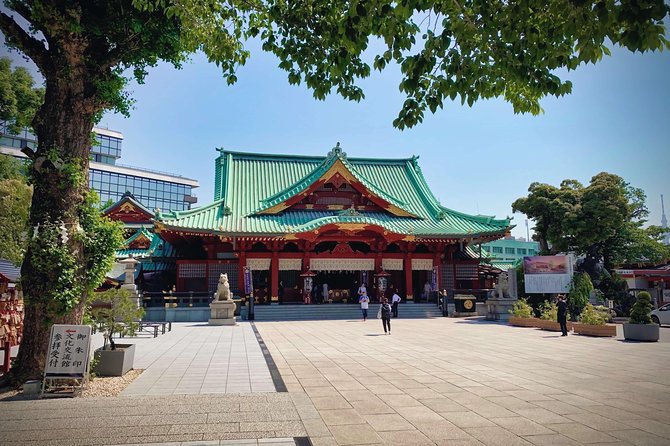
{"left": 521, "top": 434, "right": 583, "bottom": 446}
{"left": 627, "top": 419, "right": 670, "bottom": 439}
{"left": 169, "top": 423, "right": 239, "bottom": 435}
{"left": 207, "top": 411, "right": 273, "bottom": 423}
{"left": 596, "top": 399, "right": 653, "bottom": 414}
{"left": 490, "top": 417, "right": 555, "bottom": 436}
{"left": 434, "top": 439, "right": 485, "bottom": 446}
{"left": 365, "top": 384, "right": 404, "bottom": 395}
{"left": 365, "top": 413, "right": 415, "bottom": 431}
{"left": 329, "top": 424, "right": 384, "bottom": 445}
{"left": 512, "top": 408, "right": 572, "bottom": 425}
{"left": 220, "top": 440, "right": 257, "bottom": 445}
{"left": 378, "top": 394, "right": 423, "bottom": 408}
{"left": 339, "top": 389, "right": 375, "bottom": 402}
{"left": 551, "top": 393, "right": 601, "bottom": 407}
{"left": 296, "top": 405, "right": 321, "bottom": 421}
{"left": 462, "top": 386, "right": 508, "bottom": 398}
{"left": 403, "top": 386, "right": 440, "bottom": 399}
{"left": 328, "top": 380, "right": 367, "bottom": 390}
{"left": 504, "top": 390, "right": 556, "bottom": 402}
{"left": 413, "top": 421, "right": 472, "bottom": 440}
{"left": 532, "top": 400, "right": 587, "bottom": 415}
{"left": 298, "top": 377, "right": 332, "bottom": 387}
{"left": 419, "top": 397, "right": 467, "bottom": 413}
{"left": 564, "top": 413, "right": 634, "bottom": 432}
{"left": 304, "top": 386, "right": 340, "bottom": 398}
{"left": 394, "top": 405, "right": 444, "bottom": 422}
{"left": 546, "top": 423, "right": 619, "bottom": 443}
{"left": 464, "top": 426, "right": 534, "bottom": 446}
{"left": 239, "top": 421, "right": 304, "bottom": 433}
{"left": 426, "top": 382, "right": 465, "bottom": 393}
{"left": 310, "top": 395, "right": 352, "bottom": 410}
{"left": 468, "top": 402, "right": 517, "bottom": 418}
{"left": 319, "top": 409, "right": 366, "bottom": 426}
{"left": 309, "top": 436, "right": 339, "bottom": 446}
{"left": 486, "top": 396, "right": 539, "bottom": 411}
{"left": 258, "top": 439, "right": 296, "bottom": 445}
{"left": 376, "top": 429, "right": 435, "bottom": 445}
{"left": 440, "top": 411, "right": 496, "bottom": 428}
{"left": 609, "top": 429, "right": 669, "bottom": 446}
{"left": 350, "top": 398, "right": 396, "bottom": 414}
{"left": 581, "top": 405, "right": 646, "bottom": 422}
{"left": 302, "top": 418, "right": 332, "bottom": 437}
{"left": 180, "top": 441, "right": 220, "bottom": 446}
{"left": 201, "top": 432, "right": 274, "bottom": 442}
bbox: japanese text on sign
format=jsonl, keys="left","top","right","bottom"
{"left": 44, "top": 325, "right": 92, "bottom": 377}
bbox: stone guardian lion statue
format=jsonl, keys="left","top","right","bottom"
{"left": 214, "top": 273, "right": 231, "bottom": 301}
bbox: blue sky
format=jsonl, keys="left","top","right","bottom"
{"left": 5, "top": 36, "right": 669, "bottom": 239}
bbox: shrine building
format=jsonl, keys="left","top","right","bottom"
{"left": 138, "top": 145, "right": 510, "bottom": 304}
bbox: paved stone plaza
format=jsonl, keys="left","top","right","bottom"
{"left": 1, "top": 318, "right": 669, "bottom": 445}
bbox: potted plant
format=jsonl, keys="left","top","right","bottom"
{"left": 88, "top": 288, "right": 144, "bottom": 376}
{"left": 623, "top": 291, "right": 659, "bottom": 342}
{"left": 537, "top": 301, "right": 573, "bottom": 332}
{"left": 508, "top": 299, "right": 539, "bottom": 327}
{"left": 573, "top": 304, "right": 616, "bottom": 337}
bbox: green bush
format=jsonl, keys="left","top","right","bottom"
{"left": 579, "top": 304, "right": 609, "bottom": 326}
{"left": 509, "top": 299, "right": 533, "bottom": 318}
{"left": 539, "top": 301, "right": 557, "bottom": 320}
{"left": 569, "top": 272, "right": 593, "bottom": 319}
{"left": 629, "top": 291, "right": 653, "bottom": 324}
{"left": 87, "top": 288, "right": 144, "bottom": 350}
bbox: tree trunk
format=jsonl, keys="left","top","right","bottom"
{"left": 8, "top": 61, "right": 97, "bottom": 384}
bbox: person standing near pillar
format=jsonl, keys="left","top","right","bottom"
{"left": 557, "top": 294, "right": 568, "bottom": 336}
{"left": 359, "top": 288, "right": 370, "bottom": 321}
{"left": 391, "top": 289, "right": 401, "bottom": 318}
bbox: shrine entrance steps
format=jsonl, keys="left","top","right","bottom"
{"left": 253, "top": 303, "right": 443, "bottom": 321}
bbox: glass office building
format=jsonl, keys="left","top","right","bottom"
{"left": 0, "top": 125, "right": 198, "bottom": 212}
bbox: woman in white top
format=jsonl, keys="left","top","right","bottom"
{"left": 359, "top": 293, "right": 370, "bottom": 321}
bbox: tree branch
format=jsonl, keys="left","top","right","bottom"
{"left": 0, "top": 11, "right": 49, "bottom": 74}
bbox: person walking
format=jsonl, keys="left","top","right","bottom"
{"left": 557, "top": 294, "right": 568, "bottom": 336}
{"left": 391, "top": 290, "right": 401, "bottom": 318}
{"left": 380, "top": 298, "right": 393, "bottom": 334}
{"left": 359, "top": 292, "right": 370, "bottom": 321}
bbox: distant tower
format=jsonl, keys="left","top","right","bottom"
{"left": 662, "top": 195, "right": 670, "bottom": 245}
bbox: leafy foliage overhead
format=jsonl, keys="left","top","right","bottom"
{"left": 1, "top": 1, "right": 668, "bottom": 129}
{"left": 0, "top": 57, "right": 43, "bottom": 134}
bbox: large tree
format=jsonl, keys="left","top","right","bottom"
{"left": 0, "top": 1, "right": 668, "bottom": 383}
{"left": 513, "top": 173, "right": 670, "bottom": 279}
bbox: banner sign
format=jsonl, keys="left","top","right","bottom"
{"left": 44, "top": 325, "right": 92, "bottom": 378}
{"left": 431, "top": 266, "right": 438, "bottom": 291}
{"left": 523, "top": 255, "right": 574, "bottom": 293}
{"left": 243, "top": 266, "right": 253, "bottom": 295}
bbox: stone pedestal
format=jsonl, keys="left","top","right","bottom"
{"left": 209, "top": 300, "right": 237, "bottom": 326}
{"left": 486, "top": 298, "right": 517, "bottom": 321}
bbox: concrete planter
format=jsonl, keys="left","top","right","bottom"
{"left": 573, "top": 323, "right": 617, "bottom": 337}
{"left": 623, "top": 323, "right": 659, "bottom": 342}
{"left": 93, "top": 343, "right": 136, "bottom": 376}
{"left": 536, "top": 319, "right": 573, "bottom": 332}
{"left": 509, "top": 316, "right": 540, "bottom": 327}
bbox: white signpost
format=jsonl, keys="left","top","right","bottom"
{"left": 41, "top": 324, "right": 92, "bottom": 397}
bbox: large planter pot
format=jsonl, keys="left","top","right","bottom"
{"left": 536, "top": 319, "right": 573, "bottom": 332}
{"left": 509, "top": 316, "right": 540, "bottom": 327}
{"left": 623, "top": 323, "right": 659, "bottom": 342}
{"left": 93, "top": 343, "right": 136, "bottom": 376}
{"left": 573, "top": 323, "right": 617, "bottom": 337}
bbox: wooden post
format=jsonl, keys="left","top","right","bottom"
{"left": 404, "top": 253, "right": 413, "bottom": 301}
{"left": 271, "top": 251, "right": 279, "bottom": 302}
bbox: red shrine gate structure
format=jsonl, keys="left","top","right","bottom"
{"left": 148, "top": 145, "right": 510, "bottom": 303}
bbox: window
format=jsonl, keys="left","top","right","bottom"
{"left": 505, "top": 247, "right": 515, "bottom": 254}
{"left": 529, "top": 249, "right": 537, "bottom": 255}
{"left": 517, "top": 248, "right": 527, "bottom": 255}
{"left": 492, "top": 246, "right": 503, "bottom": 254}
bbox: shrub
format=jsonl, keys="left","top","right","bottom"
{"left": 629, "top": 291, "right": 653, "bottom": 325}
{"left": 87, "top": 288, "right": 144, "bottom": 350}
{"left": 579, "top": 304, "right": 609, "bottom": 326}
{"left": 568, "top": 272, "right": 593, "bottom": 318}
{"left": 509, "top": 299, "right": 533, "bottom": 318}
{"left": 539, "top": 301, "right": 557, "bottom": 320}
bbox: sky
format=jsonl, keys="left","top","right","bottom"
{"left": 4, "top": 34, "right": 670, "bottom": 240}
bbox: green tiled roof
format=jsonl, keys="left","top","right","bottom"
{"left": 116, "top": 228, "right": 176, "bottom": 259}
{"left": 159, "top": 148, "right": 510, "bottom": 237}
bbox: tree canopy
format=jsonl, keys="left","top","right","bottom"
{"left": 513, "top": 172, "right": 670, "bottom": 276}
{"left": 0, "top": 154, "right": 32, "bottom": 265}
{"left": 0, "top": 56, "right": 43, "bottom": 134}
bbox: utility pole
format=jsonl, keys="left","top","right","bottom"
{"left": 525, "top": 219, "right": 530, "bottom": 242}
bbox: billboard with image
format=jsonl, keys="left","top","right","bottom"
{"left": 523, "top": 255, "right": 574, "bottom": 293}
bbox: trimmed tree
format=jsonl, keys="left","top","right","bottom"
{"left": 1, "top": 0, "right": 668, "bottom": 384}
{"left": 629, "top": 291, "right": 653, "bottom": 325}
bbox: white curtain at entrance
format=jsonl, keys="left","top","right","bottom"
{"left": 247, "top": 258, "right": 271, "bottom": 270}
{"left": 279, "top": 258, "right": 302, "bottom": 271}
{"left": 310, "top": 258, "right": 374, "bottom": 271}
{"left": 411, "top": 259, "right": 433, "bottom": 270}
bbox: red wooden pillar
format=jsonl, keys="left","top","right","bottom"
{"left": 238, "top": 250, "right": 246, "bottom": 297}
{"left": 434, "top": 252, "right": 441, "bottom": 291}
{"left": 271, "top": 251, "right": 279, "bottom": 302}
{"left": 404, "top": 253, "right": 413, "bottom": 301}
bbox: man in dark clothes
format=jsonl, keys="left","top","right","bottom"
{"left": 557, "top": 294, "right": 568, "bottom": 336}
